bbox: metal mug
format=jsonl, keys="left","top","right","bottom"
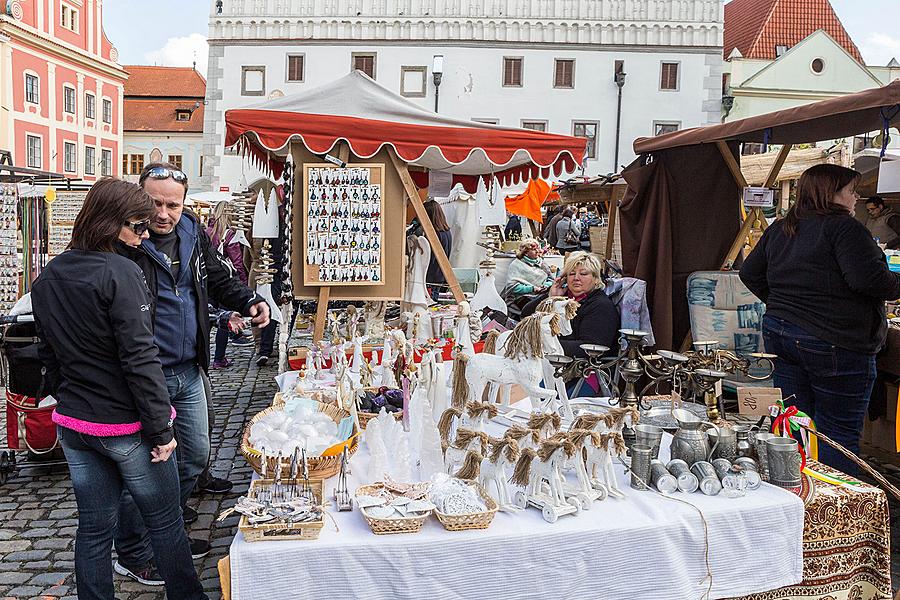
{"left": 634, "top": 424, "right": 664, "bottom": 460}
{"left": 691, "top": 461, "right": 723, "bottom": 496}
{"left": 650, "top": 460, "right": 678, "bottom": 494}
{"left": 707, "top": 427, "right": 737, "bottom": 461}
{"left": 630, "top": 444, "right": 653, "bottom": 491}
{"left": 733, "top": 425, "right": 758, "bottom": 460}
{"left": 753, "top": 432, "right": 777, "bottom": 481}
{"left": 766, "top": 436, "right": 802, "bottom": 489}
{"left": 666, "top": 459, "right": 700, "bottom": 493}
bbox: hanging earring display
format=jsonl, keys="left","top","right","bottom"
{"left": 303, "top": 164, "right": 384, "bottom": 286}
{"left": 0, "top": 184, "right": 20, "bottom": 312}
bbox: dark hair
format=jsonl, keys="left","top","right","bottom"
{"left": 138, "top": 161, "right": 189, "bottom": 199}
{"left": 69, "top": 178, "right": 155, "bottom": 253}
{"left": 783, "top": 164, "right": 860, "bottom": 236}
{"left": 562, "top": 208, "right": 575, "bottom": 218}
{"left": 866, "top": 196, "right": 885, "bottom": 208}
{"left": 423, "top": 200, "right": 450, "bottom": 232}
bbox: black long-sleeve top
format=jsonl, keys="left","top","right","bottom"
{"left": 522, "top": 287, "right": 620, "bottom": 358}
{"left": 740, "top": 213, "right": 900, "bottom": 354}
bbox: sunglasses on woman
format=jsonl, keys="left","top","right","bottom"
{"left": 125, "top": 219, "right": 151, "bottom": 235}
{"left": 145, "top": 166, "right": 188, "bottom": 183}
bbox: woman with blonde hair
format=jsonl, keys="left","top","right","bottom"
{"left": 206, "top": 200, "right": 248, "bottom": 285}
{"left": 523, "top": 250, "right": 619, "bottom": 358}
{"left": 741, "top": 164, "right": 900, "bottom": 474}
{"left": 502, "top": 239, "right": 555, "bottom": 303}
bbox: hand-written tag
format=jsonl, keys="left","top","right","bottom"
{"left": 738, "top": 387, "right": 782, "bottom": 417}
{"left": 671, "top": 390, "right": 682, "bottom": 410}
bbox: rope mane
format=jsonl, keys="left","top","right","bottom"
{"left": 503, "top": 313, "right": 547, "bottom": 359}
{"left": 511, "top": 448, "right": 537, "bottom": 486}
{"left": 489, "top": 436, "right": 520, "bottom": 464}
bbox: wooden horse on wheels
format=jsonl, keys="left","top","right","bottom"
{"left": 511, "top": 437, "right": 580, "bottom": 523}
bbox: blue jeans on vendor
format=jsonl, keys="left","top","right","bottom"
{"left": 761, "top": 315, "right": 875, "bottom": 476}
{"left": 115, "top": 363, "right": 210, "bottom": 565}
{"left": 58, "top": 426, "right": 206, "bottom": 600}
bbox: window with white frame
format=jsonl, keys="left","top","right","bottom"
{"left": 26, "top": 135, "right": 41, "bottom": 168}
{"left": 503, "top": 57, "right": 523, "bottom": 87}
{"left": 472, "top": 118, "right": 500, "bottom": 125}
{"left": 122, "top": 154, "right": 144, "bottom": 175}
{"left": 572, "top": 121, "right": 599, "bottom": 159}
{"left": 168, "top": 155, "right": 183, "bottom": 171}
{"left": 63, "top": 142, "right": 77, "bottom": 172}
{"left": 25, "top": 74, "right": 39, "bottom": 104}
{"left": 241, "top": 66, "right": 266, "bottom": 96}
{"left": 61, "top": 3, "right": 78, "bottom": 32}
{"left": 400, "top": 66, "right": 427, "bottom": 98}
{"left": 521, "top": 120, "right": 548, "bottom": 132}
{"left": 286, "top": 54, "right": 304, "bottom": 82}
{"left": 351, "top": 53, "right": 376, "bottom": 78}
{"left": 660, "top": 62, "right": 680, "bottom": 91}
{"left": 85, "top": 93, "right": 95, "bottom": 119}
{"left": 101, "top": 149, "right": 112, "bottom": 176}
{"left": 102, "top": 99, "right": 112, "bottom": 123}
{"left": 63, "top": 86, "right": 76, "bottom": 114}
{"left": 653, "top": 121, "right": 681, "bottom": 136}
{"left": 554, "top": 59, "right": 575, "bottom": 88}
{"left": 84, "top": 146, "right": 95, "bottom": 175}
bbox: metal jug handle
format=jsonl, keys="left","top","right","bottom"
{"left": 702, "top": 421, "right": 720, "bottom": 461}
{"left": 747, "top": 424, "right": 760, "bottom": 445}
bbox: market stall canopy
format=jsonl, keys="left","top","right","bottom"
{"left": 225, "top": 71, "right": 586, "bottom": 185}
{"left": 634, "top": 80, "right": 900, "bottom": 153}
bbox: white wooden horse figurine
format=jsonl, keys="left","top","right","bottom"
{"left": 443, "top": 428, "right": 488, "bottom": 476}
{"left": 585, "top": 431, "right": 627, "bottom": 499}
{"left": 479, "top": 437, "right": 522, "bottom": 512}
{"left": 563, "top": 429, "right": 609, "bottom": 507}
{"left": 571, "top": 406, "right": 640, "bottom": 439}
{"left": 511, "top": 438, "right": 578, "bottom": 522}
{"left": 463, "top": 401, "right": 498, "bottom": 432}
{"left": 504, "top": 425, "right": 543, "bottom": 452}
{"left": 465, "top": 313, "right": 559, "bottom": 407}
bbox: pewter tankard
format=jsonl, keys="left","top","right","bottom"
{"left": 670, "top": 408, "right": 720, "bottom": 465}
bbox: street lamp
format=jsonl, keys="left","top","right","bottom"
{"left": 432, "top": 54, "right": 444, "bottom": 113}
{"left": 613, "top": 63, "right": 627, "bottom": 173}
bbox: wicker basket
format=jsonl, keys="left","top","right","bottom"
{"left": 241, "top": 402, "right": 359, "bottom": 480}
{"left": 355, "top": 484, "right": 431, "bottom": 535}
{"left": 238, "top": 478, "right": 325, "bottom": 542}
{"left": 358, "top": 409, "right": 404, "bottom": 429}
{"left": 433, "top": 480, "right": 498, "bottom": 531}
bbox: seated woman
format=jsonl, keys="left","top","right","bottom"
{"left": 522, "top": 250, "right": 619, "bottom": 358}
{"left": 502, "top": 239, "right": 555, "bottom": 304}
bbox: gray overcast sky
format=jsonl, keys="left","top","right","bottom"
{"left": 103, "top": 0, "right": 900, "bottom": 75}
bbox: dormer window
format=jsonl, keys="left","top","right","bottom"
{"left": 176, "top": 110, "right": 191, "bottom": 122}
{"left": 775, "top": 45, "right": 788, "bottom": 57}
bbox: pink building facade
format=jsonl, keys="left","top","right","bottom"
{"left": 0, "top": 0, "right": 126, "bottom": 180}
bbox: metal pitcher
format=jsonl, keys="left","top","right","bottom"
{"left": 670, "top": 408, "right": 720, "bottom": 465}
{"left": 733, "top": 425, "right": 758, "bottom": 460}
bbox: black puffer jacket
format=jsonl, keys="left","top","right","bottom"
{"left": 118, "top": 211, "right": 264, "bottom": 373}
{"left": 32, "top": 251, "right": 174, "bottom": 446}
{"left": 522, "top": 287, "right": 620, "bottom": 358}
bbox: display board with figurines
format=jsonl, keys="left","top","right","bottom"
{"left": 302, "top": 164, "right": 385, "bottom": 286}
{"left": 0, "top": 184, "right": 19, "bottom": 312}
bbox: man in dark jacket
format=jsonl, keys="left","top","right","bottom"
{"left": 115, "top": 163, "right": 270, "bottom": 576}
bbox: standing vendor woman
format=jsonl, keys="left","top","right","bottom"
{"left": 740, "top": 164, "right": 900, "bottom": 474}
{"left": 523, "top": 250, "right": 619, "bottom": 358}
{"left": 32, "top": 179, "right": 207, "bottom": 600}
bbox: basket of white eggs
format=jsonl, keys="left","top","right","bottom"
{"left": 241, "top": 400, "right": 359, "bottom": 479}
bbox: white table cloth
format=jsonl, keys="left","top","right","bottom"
{"left": 230, "top": 431, "right": 804, "bottom": 600}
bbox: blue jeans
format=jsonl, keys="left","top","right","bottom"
{"left": 213, "top": 325, "right": 229, "bottom": 361}
{"left": 762, "top": 315, "right": 876, "bottom": 475}
{"left": 58, "top": 426, "right": 206, "bottom": 600}
{"left": 116, "top": 363, "right": 210, "bottom": 565}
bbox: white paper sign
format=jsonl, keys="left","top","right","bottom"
{"left": 428, "top": 170, "right": 453, "bottom": 199}
{"left": 877, "top": 159, "right": 900, "bottom": 194}
{"left": 743, "top": 187, "right": 775, "bottom": 208}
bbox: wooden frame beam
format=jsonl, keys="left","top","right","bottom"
{"left": 387, "top": 148, "right": 464, "bottom": 303}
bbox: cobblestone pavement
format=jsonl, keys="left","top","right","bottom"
{"left": 0, "top": 341, "right": 898, "bottom": 599}
{"left": 0, "top": 343, "right": 275, "bottom": 600}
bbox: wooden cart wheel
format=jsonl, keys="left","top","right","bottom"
{"left": 541, "top": 505, "right": 558, "bottom": 523}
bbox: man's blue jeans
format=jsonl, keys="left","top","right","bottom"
{"left": 58, "top": 426, "right": 206, "bottom": 600}
{"left": 115, "top": 363, "right": 210, "bottom": 565}
{"left": 762, "top": 315, "right": 876, "bottom": 475}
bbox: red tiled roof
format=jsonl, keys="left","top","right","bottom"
{"left": 123, "top": 65, "right": 207, "bottom": 98}
{"left": 124, "top": 99, "right": 204, "bottom": 133}
{"left": 724, "top": 0, "right": 863, "bottom": 62}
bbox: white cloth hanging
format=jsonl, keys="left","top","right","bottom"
{"left": 470, "top": 270, "right": 507, "bottom": 315}
{"left": 478, "top": 176, "right": 506, "bottom": 226}
{"left": 255, "top": 283, "right": 284, "bottom": 324}
{"left": 252, "top": 189, "right": 280, "bottom": 239}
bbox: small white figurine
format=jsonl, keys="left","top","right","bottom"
{"left": 511, "top": 438, "right": 580, "bottom": 523}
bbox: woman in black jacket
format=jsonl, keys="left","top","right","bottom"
{"left": 32, "top": 179, "right": 206, "bottom": 600}
{"left": 740, "top": 164, "right": 900, "bottom": 475}
{"left": 523, "top": 250, "right": 619, "bottom": 358}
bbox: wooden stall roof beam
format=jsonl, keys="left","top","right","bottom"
{"left": 388, "top": 148, "right": 464, "bottom": 303}
{"left": 717, "top": 140, "right": 771, "bottom": 269}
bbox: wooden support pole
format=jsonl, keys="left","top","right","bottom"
{"left": 605, "top": 195, "right": 618, "bottom": 261}
{"left": 721, "top": 210, "right": 757, "bottom": 270}
{"left": 764, "top": 144, "right": 791, "bottom": 188}
{"left": 313, "top": 286, "right": 330, "bottom": 343}
{"left": 716, "top": 140, "right": 748, "bottom": 188}
{"left": 781, "top": 180, "right": 791, "bottom": 212}
{"left": 387, "top": 148, "right": 464, "bottom": 303}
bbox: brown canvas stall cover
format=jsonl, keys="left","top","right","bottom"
{"left": 620, "top": 143, "right": 741, "bottom": 349}
{"left": 635, "top": 80, "right": 900, "bottom": 153}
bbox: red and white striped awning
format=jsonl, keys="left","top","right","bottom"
{"left": 225, "top": 71, "right": 586, "bottom": 186}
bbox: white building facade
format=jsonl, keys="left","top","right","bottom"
{"left": 202, "top": 0, "right": 725, "bottom": 192}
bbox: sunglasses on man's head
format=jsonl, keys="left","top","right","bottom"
{"left": 125, "top": 219, "right": 151, "bottom": 235}
{"left": 145, "top": 166, "right": 188, "bottom": 183}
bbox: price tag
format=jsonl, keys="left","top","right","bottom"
{"left": 738, "top": 387, "right": 782, "bottom": 417}
{"left": 671, "top": 389, "right": 682, "bottom": 410}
